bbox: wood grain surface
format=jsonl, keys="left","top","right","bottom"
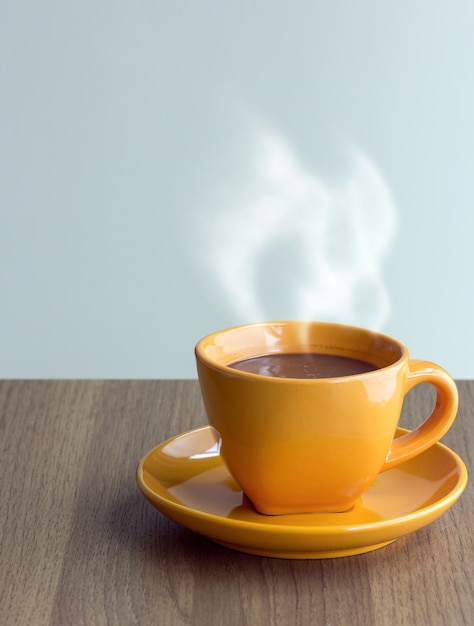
{"left": 0, "top": 380, "right": 472, "bottom": 626}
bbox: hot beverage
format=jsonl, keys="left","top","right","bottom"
{"left": 229, "top": 352, "right": 378, "bottom": 379}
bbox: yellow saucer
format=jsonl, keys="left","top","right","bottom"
{"left": 136, "top": 426, "right": 467, "bottom": 559}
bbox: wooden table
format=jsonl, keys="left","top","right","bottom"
{"left": 1, "top": 380, "right": 472, "bottom": 625}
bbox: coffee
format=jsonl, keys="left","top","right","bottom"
{"left": 229, "top": 352, "right": 378, "bottom": 379}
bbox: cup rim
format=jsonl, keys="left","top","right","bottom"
{"left": 195, "top": 320, "right": 408, "bottom": 383}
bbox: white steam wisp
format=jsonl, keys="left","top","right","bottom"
{"left": 200, "top": 129, "right": 397, "bottom": 330}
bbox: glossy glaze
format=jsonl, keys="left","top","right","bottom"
{"left": 195, "top": 321, "right": 459, "bottom": 514}
{"left": 136, "top": 426, "right": 467, "bottom": 559}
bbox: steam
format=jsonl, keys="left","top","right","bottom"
{"left": 200, "top": 129, "right": 397, "bottom": 329}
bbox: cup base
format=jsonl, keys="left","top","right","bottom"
{"left": 245, "top": 494, "right": 356, "bottom": 516}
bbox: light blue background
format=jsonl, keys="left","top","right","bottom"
{"left": 1, "top": 1, "right": 473, "bottom": 378}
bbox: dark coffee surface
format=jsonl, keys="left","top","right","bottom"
{"left": 229, "top": 352, "right": 378, "bottom": 379}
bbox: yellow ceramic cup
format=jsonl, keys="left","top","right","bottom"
{"left": 195, "top": 321, "right": 458, "bottom": 515}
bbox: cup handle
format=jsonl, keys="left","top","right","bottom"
{"left": 380, "top": 360, "right": 458, "bottom": 472}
